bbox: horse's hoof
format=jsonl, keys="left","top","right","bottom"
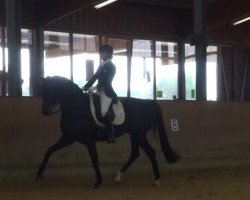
{"left": 115, "top": 170, "right": 124, "bottom": 182}
{"left": 91, "top": 179, "right": 102, "bottom": 189}
{"left": 36, "top": 173, "right": 43, "bottom": 181}
{"left": 175, "top": 154, "right": 181, "bottom": 162}
{"left": 154, "top": 179, "right": 160, "bottom": 186}
{"left": 91, "top": 184, "right": 100, "bottom": 189}
{"left": 168, "top": 153, "right": 181, "bottom": 164}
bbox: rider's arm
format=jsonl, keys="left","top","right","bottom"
{"left": 82, "top": 67, "right": 101, "bottom": 91}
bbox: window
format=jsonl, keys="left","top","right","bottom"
{"left": 0, "top": 27, "right": 4, "bottom": 95}
{"left": 0, "top": 28, "right": 32, "bottom": 96}
{"left": 0, "top": 48, "right": 3, "bottom": 71}
{"left": 1, "top": 27, "right": 218, "bottom": 99}
{"left": 156, "top": 41, "right": 178, "bottom": 100}
{"left": 206, "top": 46, "right": 217, "bottom": 101}
{"left": 21, "top": 29, "right": 32, "bottom": 96}
{"left": 72, "top": 34, "right": 100, "bottom": 88}
{"left": 0, "top": 49, "right": 2, "bottom": 71}
{"left": 185, "top": 44, "right": 196, "bottom": 100}
{"left": 0, "top": 27, "right": 7, "bottom": 71}
{"left": 131, "top": 40, "right": 154, "bottom": 99}
{"left": 21, "top": 48, "right": 30, "bottom": 96}
{"left": 2, "top": 46, "right": 8, "bottom": 96}
{"left": 44, "top": 31, "right": 70, "bottom": 79}
{"left": 184, "top": 44, "right": 218, "bottom": 100}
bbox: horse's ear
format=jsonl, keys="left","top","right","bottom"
{"left": 36, "top": 75, "right": 45, "bottom": 85}
{"left": 38, "top": 75, "right": 45, "bottom": 84}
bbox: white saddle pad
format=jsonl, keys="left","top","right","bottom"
{"left": 88, "top": 93, "right": 125, "bottom": 127}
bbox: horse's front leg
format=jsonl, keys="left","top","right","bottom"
{"left": 86, "top": 141, "right": 103, "bottom": 188}
{"left": 36, "top": 136, "right": 74, "bottom": 180}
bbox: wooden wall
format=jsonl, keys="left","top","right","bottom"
{"left": 0, "top": 0, "right": 5, "bottom": 25}
{"left": 0, "top": 0, "right": 39, "bottom": 27}
{"left": 217, "top": 46, "right": 250, "bottom": 101}
{"left": 1, "top": 97, "right": 250, "bottom": 171}
{"left": 208, "top": 23, "right": 250, "bottom": 46}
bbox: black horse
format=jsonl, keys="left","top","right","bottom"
{"left": 36, "top": 76, "right": 180, "bottom": 187}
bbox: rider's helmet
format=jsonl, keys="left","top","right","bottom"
{"left": 99, "top": 44, "right": 113, "bottom": 59}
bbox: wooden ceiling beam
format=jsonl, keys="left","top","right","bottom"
{"left": 123, "top": 0, "right": 193, "bottom": 8}
{"left": 41, "top": 0, "right": 93, "bottom": 26}
{"left": 39, "top": 0, "right": 250, "bottom": 33}
{"left": 207, "top": 0, "right": 250, "bottom": 30}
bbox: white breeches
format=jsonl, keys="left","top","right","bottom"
{"left": 97, "top": 90, "right": 112, "bottom": 117}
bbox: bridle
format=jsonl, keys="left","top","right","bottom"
{"left": 50, "top": 101, "right": 61, "bottom": 115}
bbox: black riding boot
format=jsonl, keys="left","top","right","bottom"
{"left": 104, "top": 114, "right": 116, "bottom": 144}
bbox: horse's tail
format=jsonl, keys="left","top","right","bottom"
{"left": 154, "top": 103, "right": 180, "bottom": 164}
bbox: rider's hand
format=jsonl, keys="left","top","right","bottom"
{"left": 82, "top": 86, "right": 87, "bottom": 91}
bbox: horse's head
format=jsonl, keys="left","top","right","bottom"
{"left": 40, "top": 76, "right": 86, "bottom": 116}
{"left": 40, "top": 76, "right": 62, "bottom": 116}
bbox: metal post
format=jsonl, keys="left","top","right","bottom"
{"left": 219, "top": 48, "right": 229, "bottom": 101}
{"left": 127, "top": 39, "right": 132, "bottom": 98}
{"left": 177, "top": 40, "right": 185, "bottom": 100}
{"left": 1, "top": 27, "right": 6, "bottom": 96}
{"left": 193, "top": 0, "right": 207, "bottom": 101}
{"left": 6, "top": 0, "right": 22, "bottom": 96}
{"left": 240, "top": 51, "right": 249, "bottom": 101}
{"left": 69, "top": 32, "right": 73, "bottom": 81}
{"left": 30, "top": 27, "right": 44, "bottom": 96}
{"left": 153, "top": 40, "right": 156, "bottom": 100}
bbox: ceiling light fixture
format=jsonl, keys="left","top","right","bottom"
{"left": 233, "top": 16, "right": 250, "bottom": 25}
{"left": 94, "top": 0, "right": 118, "bottom": 9}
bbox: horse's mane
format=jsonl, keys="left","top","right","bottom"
{"left": 46, "top": 76, "right": 83, "bottom": 95}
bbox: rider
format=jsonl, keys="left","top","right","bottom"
{"left": 82, "top": 44, "right": 117, "bottom": 144}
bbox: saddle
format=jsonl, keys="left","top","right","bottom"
{"left": 88, "top": 92, "right": 125, "bottom": 127}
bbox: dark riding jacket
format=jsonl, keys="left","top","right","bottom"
{"left": 83, "top": 59, "right": 117, "bottom": 99}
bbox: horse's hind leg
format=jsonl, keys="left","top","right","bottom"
{"left": 140, "top": 137, "right": 160, "bottom": 186}
{"left": 115, "top": 136, "right": 140, "bottom": 182}
{"left": 36, "top": 136, "right": 74, "bottom": 180}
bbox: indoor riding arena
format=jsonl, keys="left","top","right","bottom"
{"left": 1, "top": 0, "right": 250, "bottom": 200}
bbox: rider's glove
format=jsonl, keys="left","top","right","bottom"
{"left": 82, "top": 85, "right": 88, "bottom": 91}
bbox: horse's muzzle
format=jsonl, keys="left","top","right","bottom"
{"left": 42, "top": 108, "right": 51, "bottom": 116}
{"left": 42, "top": 104, "right": 61, "bottom": 116}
